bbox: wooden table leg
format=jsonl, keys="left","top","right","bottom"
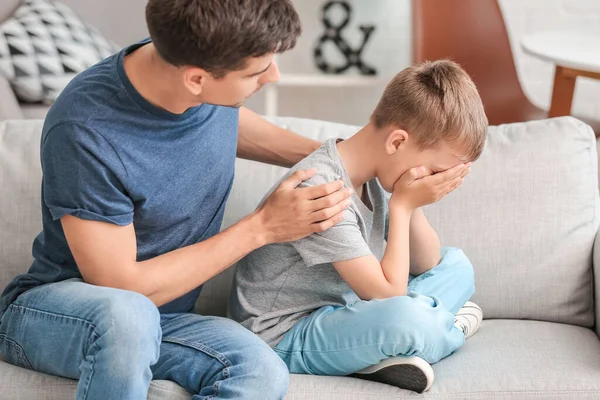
{"left": 548, "top": 66, "right": 576, "bottom": 118}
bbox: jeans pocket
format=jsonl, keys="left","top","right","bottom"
{"left": 0, "top": 334, "right": 33, "bottom": 370}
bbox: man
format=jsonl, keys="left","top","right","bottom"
{"left": 0, "top": 1, "right": 351, "bottom": 399}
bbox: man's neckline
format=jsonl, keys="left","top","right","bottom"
{"left": 115, "top": 39, "right": 204, "bottom": 121}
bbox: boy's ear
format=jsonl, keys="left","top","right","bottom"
{"left": 183, "top": 66, "right": 209, "bottom": 96}
{"left": 385, "top": 129, "right": 409, "bottom": 155}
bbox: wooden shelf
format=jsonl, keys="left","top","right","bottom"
{"left": 264, "top": 73, "right": 386, "bottom": 117}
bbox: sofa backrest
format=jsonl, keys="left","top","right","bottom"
{"left": 196, "top": 117, "right": 600, "bottom": 328}
{"left": 0, "top": 117, "right": 598, "bottom": 327}
{"left": 0, "top": 120, "right": 44, "bottom": 294}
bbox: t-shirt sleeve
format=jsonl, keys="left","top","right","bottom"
{"left": 289, "top": 174, "right": 372, "bottom": 267}
{"left": 41, "top": 122, "right": 134, "bottom": 225}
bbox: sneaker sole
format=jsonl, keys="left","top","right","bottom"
{"left": 350, "top": 357, "right": 434, "bottom": 393}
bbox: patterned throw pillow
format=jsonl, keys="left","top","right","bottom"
{"left": 0, "top": 0, "right": 119, "bottom": 103}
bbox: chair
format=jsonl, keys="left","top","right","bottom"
{"left": 411, "top": 0, "right": 600, "bottom": 135}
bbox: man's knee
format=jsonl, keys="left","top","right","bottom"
{"left": 264, "top": 351, "right": 289, "bottom": 399}
{"left": 96, "top": 290, "right": 159, "bottom": 332}
{"left": 93, "top": 290, "right": 161, "bottom": 364}
{"left": 236, "top": 342, "right": 289, "bottom": 399}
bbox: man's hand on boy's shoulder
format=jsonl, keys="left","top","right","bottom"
{"left": 390, "top": 163, "right": 470, "bottom": 211}
{"left": 253, "top": 168, "right": 353, "bottom": 245}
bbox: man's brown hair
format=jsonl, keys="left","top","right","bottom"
{"left": 146, "top": 0, "right": 302, "bottom": 78}
{"left": 371, "top": 60, "right": 488, "bottom": 161}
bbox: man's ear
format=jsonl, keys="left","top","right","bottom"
{"left": 182, "top": 67, "right": 209, "bottom": 96}
{"left": 385, "top": 129, "right": 409, "bottom": 155}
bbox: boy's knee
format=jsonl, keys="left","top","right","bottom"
{"left": 440, "top": 247, "right": 475, "bottom": 291}
{"left": 375, "top": 296, "right": 443, "bottom": 329}
{"left": 374, "top": 295, "right": 455, "bottom": 344}
{"left": 450, "top": 248, "right": 474, "bottom": 279}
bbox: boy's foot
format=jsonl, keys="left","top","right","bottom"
{"left": 454, "top": 301, "right": 483, "bottom": 339}
{"left": 351, "top": 356, "right": 434, "bottom": 393}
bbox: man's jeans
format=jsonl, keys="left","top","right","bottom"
{"left": 0, "top": 279, "right": 289, "bottom": 399}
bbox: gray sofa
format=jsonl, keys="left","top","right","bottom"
{"left": 1, "top": 116, "right": 600, "bottom": 399}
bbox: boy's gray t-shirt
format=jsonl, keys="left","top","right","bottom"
{"left": 228, "top": 138, "right": 388, "bottom": 347}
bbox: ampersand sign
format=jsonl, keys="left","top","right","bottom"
{"left": 313, "top": 1, "right": 377, "bottom": 75}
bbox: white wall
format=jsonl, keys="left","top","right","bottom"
{"left": 59, "top": 0, "right": 148, "bottom": 46}
{"left": 65, "top": 0, "right": 600, "bottom": 126}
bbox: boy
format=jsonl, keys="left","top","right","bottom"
{"left": 229, "top": 60, "right": 488, "bottom": 393}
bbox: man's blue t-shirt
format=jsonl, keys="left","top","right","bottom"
{"left": 0, "top": 40, "right": 239, "bottom": 315}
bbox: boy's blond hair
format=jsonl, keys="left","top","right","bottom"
{"left": 371, "top": 60, "right": 488, "bottom": 161}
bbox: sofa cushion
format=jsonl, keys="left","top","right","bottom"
{"left": 0, "top": 0, "right": 118, "bottom": 103}
{"left": 197, "top": 116, "right": 600, "bottom": 327}
{"left": 0, "top": 74, "right": 23, "bottom": 120}
{"left": 285, "top": 320, "right": 600, "bottom": 399}
{"left": 1, "top": 320, "right": 599, "bottom": 399}
{"left": 0, "top": 361, "right": 193, "bottom": 399}
{"left": 20, "top": 103, "right": 49, "bottom": 120}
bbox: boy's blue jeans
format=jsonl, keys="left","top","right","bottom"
{"left": 274, "top": 247, "right": 475, "bottom": 375}
{"left": 0, "top": 279, "right": 289, "bottom": 400}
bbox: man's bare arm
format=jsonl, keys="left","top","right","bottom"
{"left": 333, "top": 206, "right": 413, "bottom": 300}
{"left": 237, "top": 107, "right": 320, "bottom": 168}
{"left": 62, "top": 171, "right": 352, "bottom": 307}
{"left": 62, "top": 212, "right": 265, "bottom": 307}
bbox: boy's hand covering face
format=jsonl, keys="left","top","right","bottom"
{"left": 390, "top": 163, "right": 471, "bottom": 210}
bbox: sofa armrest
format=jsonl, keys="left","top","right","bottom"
{"left": 0, "top": 74, "right": 23, "bottom": 120}
{"left": 595, "top": 228, "right": 600, "bottom": 338}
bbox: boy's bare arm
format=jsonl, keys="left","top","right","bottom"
{"left": 409, "top": 208, "right": 441, "bottom": 275}
{"left": 333, "top": 206, "right": 413, "bottom": 300}
{"left": 332, "top": 165, "right": 468, "bottom": 300}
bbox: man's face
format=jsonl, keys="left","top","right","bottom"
{"left": 195, "top": 54, "right": 279, "bottom": 107}
{"left": 379, "top": 138, "right": 469, "bottom": 193}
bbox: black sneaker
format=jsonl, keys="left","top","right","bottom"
{"left": 350, "top": 356, "right": 434, "bottom": 393}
